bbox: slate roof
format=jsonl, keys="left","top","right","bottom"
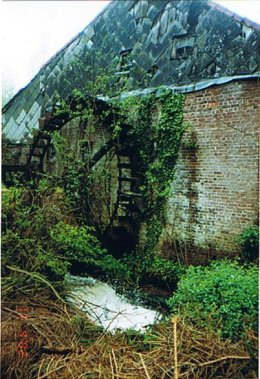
{"left": 2, "top": 0, "right": 260, "bottom": 143}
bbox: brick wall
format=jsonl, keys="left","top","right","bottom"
{"left": 2, "top": 79, "right": 259, "bottom": 262}
{"left": 162, "top": 79, "right": 259, "bottom": 263}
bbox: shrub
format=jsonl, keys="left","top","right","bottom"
{"left": 99, "top": 255, "right": 131, "bottom": 281}
{"left": 237, "top": 225, "right": 259, "bottom": 262}
{"left": 50, "top": 222, "right": 106, "bottom": 262}
{"left": 120, "top": 251, "right": 185, "bottom": 288}
{"left": 1, "top": 181, "right": 75, "bottom": 281}
{"left": 50, "top": 222, "right": 130, "bottom": 279}
{"left": 167, "top": 260, "right": 258, "bottom": 340}
{"left": 2, "top": 181, "right": 130, "bottom": 283}
{"left": 147, "top": 256, "right": 186, "bottom": 283}
{"left": 34, "top": 250, "right": 71, "bottom": 281}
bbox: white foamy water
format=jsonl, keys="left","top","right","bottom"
{"left": 66, "top": 274, "right": 161, "bottom": 332}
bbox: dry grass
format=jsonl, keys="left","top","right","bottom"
{"left": 1, "top": 293, "right": 258, "bottom": 379}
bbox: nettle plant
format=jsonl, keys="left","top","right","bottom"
{"left": 167, "top": 260, "right": 259, "bottom": 341}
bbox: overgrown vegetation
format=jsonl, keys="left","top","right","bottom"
{"left": 51, "top": 80, "right": 187, "bottom": 287}
{"left": 1, "top": 180, "right": 128, "bottom": 287}
{"left": 52, "top": 49, "right": 187, "bottom": 263}
{"left": 167, "top": 260, "right": 258, "bottom": 342}
{"left": 115, "top": 90, "right": 186, "bottom": 240}
{"left": 2, "top": 292, "right": 257, "bottom": 379}
{"left": 2, "top": 49, "right": 259, "bottom": 379}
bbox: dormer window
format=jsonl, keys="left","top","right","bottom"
{"left": 171, "top": 36, "right": 195, "bottom": 60}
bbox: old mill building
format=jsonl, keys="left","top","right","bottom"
{"left": 2, "top": 0, "right": 259, "bottom": 263}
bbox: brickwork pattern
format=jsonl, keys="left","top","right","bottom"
{"left": 166, "top": 79, "right": 259, "bottom": 260}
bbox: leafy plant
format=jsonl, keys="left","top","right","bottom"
{"left": 2, "top": 180, "right": 74, "bottom": 281}
{"left": 120, "top": 249, "right": 185, "bottom": 288}
{"left": 237, "top": 225, "right": 259, "bottom": 262}
{"left": 50, "top": 222, "right": 130, "bottom": 280}
{"left": 148, "top": 256, "right": 186, "bottom": 283}
{"left": 167, "top": 260, "right": 259, "bottom": 340}
{"left": 46, "top": 46, "right": 186, "bottom": 262}
{"left": 50, "top": 222, "right": 107, "bottom": 262}
{"left": 110, "top": 90, "right": 186, "bottom": 258}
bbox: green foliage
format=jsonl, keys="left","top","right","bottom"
{"left": 34, "top": 250, "right": 71, "bottom": 280}
{"left": 148, "top": 256, "right": 186, "bottom": 283}
{"left": 99, "top": 255, "right": 131, "bottom": 281}
{"left": 167, "top": 260, "right": 259, "bottom": 340}
{"left": 182, "top": 129, "right": 198, "bottom": 151}
{"left": 50, "top": 222, "right": 107, "bottom": 262}
{"left": 54, "top": 49, "right": 116, "bottom": 121}
{"left": 2, "top": 186, "right": 24, "bottom": 232}
{"left": 17, "top": 53, "right": 186, "bottom": 288}
{"left": 2, "top": 178, "right": 131, "bottom": 285}
{"left": 1, "top": 180, "right": 74, "bottom": 282}
{"left": 237, "top": 225, "right": 259, "bottom": 262}
{"left": 50, "top": 222, "right": 130, "bottom": 280}
{"left": 49, "top": 50, "right": 186, "bottom": 263}
{"left": 112, "top": 90, "right": 186, "bottom": 257}
{"left": 120, "top": 249, "right": 185, "bottom": 287}
{"left": 117, "top": 90, "right": 185, "bottom": 210}
{"left": 52, "top": 131, "right": 85, "bottom": 210}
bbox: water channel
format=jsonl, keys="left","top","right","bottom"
{"left": 66, "top": 274, "right": 162, "bottom": 332}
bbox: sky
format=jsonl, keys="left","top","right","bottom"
{"left": 1, "top": 0, "right": 260, "bottom": 95}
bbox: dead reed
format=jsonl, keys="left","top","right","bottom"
{"left": 1, "top": 293, "right": 257, "bottom": 379}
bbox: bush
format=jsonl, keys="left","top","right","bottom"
{"left": 120, "top": 251, "right": 185, "bottom": 288}
{"left": 147, "top": 256, "right": 186, "bottom": 283}
{"left": 2, "top": 181, "right": 131, "bottom": 284}
{"left": 237, "top": 225, "right": 259, "bottom": 262}
{"left": 50, "top": 222, "right": 130, "bottom": 280}
{"left": 1, "top": 181, "right": 75, "bottom": 281}
{"left": 34, "top": 250, "right": 71, "bottom": 280}
{"left": 167, "top": 260, "right": 258, "bottom": 340}
{"left": 50, "top": 222, "right": 106, "bottom": 262}
{"left": 99, "top": 255, "right": 131, "bottom": 281}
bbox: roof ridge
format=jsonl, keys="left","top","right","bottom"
{"left": 2, "top": 0, "right": 260, "bottom": 116}
{"left": 209, "top": 0, "right": 260, "bottom": 30}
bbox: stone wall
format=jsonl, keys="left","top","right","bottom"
{"left": 161, "top": 79, "right": 259, "bottom": 263}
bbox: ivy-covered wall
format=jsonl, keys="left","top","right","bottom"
{"left": 3, "top": 79, "right": 258, "bottom": 263}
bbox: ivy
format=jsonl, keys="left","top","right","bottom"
{"left": 112, "top": 89, "right": 186, "bottom": 256}
{"left": 49, "top": 53, "right": 186, "bottom": 284}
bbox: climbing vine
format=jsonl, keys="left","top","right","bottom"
{"left": 112, "top": 89, "right": 186, "bottom": 256}
{"left": 55, "top": 87, "right": 186, "bottom": 252}
{"left": 48, "top": 48, "right": 186, "bottom": 279}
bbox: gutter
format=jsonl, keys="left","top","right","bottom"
{"left": 116, "top": 73, "right": 260, "bottom": 100}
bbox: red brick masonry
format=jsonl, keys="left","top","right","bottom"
{"left": 167, "top": 79, "right": 259, "bottom": 260}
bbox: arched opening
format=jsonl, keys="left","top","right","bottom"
{"left": 103, "top": 218, "right": 138, "bottom": 258}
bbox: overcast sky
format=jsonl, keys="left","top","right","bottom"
{"left": 1, "top": 0, "right": 260, "bottom": 94}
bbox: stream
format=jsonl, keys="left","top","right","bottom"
{"left": 65, "top": 274, "right": 162, "bottom": 332}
